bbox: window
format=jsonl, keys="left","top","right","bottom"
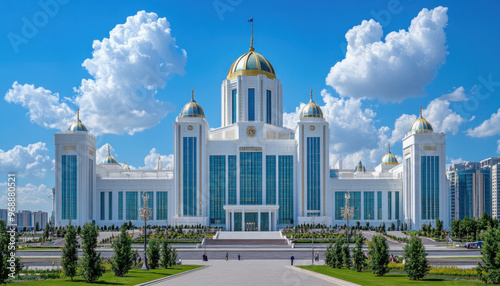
{"left": 266, "top": 156, "right": 276, "bottom": 205}
{"left": 126, "top": 192, "right": 138, "bottom": 220}
{"left": 209, "top": 156, "right": 225, "bottom": 225}
{"left": 266, "top": 90, "right": 272, "bottom": 124}
{"left": 118, "top": 192, "right": 123, "bottom": 220}
{"left": 421, "top": 156, "right": 439, "bottom": 220}
{"left": 278, "top": 156, "right": 293, "bottom": 225}
{"left": 183, "top": 137, "right": 197, "bottom": 216}
{"left": 307, "top": 137, "right": 320, "bottom": 214}
{"left": 335, "top": 192, "right": 345, "bottom": 220}
{"left": 364, "top": 192, "right": 374, "bottom": 220}
{"left": 108, "top": 192, "right": 112, "bottom": 220}
{"left": 335, "top": 192, "right": 360, "bottom": 220}
{"left": 395, "top": 192, "right": 400, "bottom": 220}
{"left": 62, "top": 155, "right": 77, "bottom": 220}
{"left": 231, "top": 89, "right": 237, "bottom": 124}
{"left": 100, "top": 192, "right": 105, "bottom": 220}
{"left": 377, "top": 191, "right": 382, "bottom": 220}
{"left": 228, "top": 156, "right": 237, "bottom": 205}
{"left": 388, "top": 191, "right": 392, "bottom": 220}
{"left": 248, "top": 88, "right": 255, "bottom": 121}
{"left": 141, "top": 192, "right": 154, "bottom": 215}
{"left": 156, "top": 192, "right": 168, "bottom": 220}
{"left": 240, "top": 152, "right": 262, "bottom": 205}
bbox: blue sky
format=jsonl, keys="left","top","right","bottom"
{"left": 1, "top": 0, "right": 499, "bottom": 213}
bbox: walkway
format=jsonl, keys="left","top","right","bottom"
{"left": 157, "top": 259, "right": 351, "bottom": 286}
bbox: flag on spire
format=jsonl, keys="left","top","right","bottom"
{"left": 248, "top": 18, "right": 253, "bottom": 22}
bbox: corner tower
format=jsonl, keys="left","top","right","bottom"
{"left": 221, "top": 24, "right": 283, "bottom": 127}
{"left": 402, "top": 106, "right": 448, "bottom": 230}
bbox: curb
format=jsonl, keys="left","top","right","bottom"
{"left": 286, "top": 266, "right": 360, "bottom": 286}
{"left": 135, "top": 265, "right": 208, "bottom": 286}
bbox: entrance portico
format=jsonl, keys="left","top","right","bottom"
{"left": 224, "top": 205, "right": 279, "bottom": 231}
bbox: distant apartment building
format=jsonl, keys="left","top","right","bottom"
{"left": 492, "top": 163, "right": 500, "bottom": 220}
{"left": 16, "top": 210, "right": 32, "bottom": 230}
{"left": 448, "top": 157, "right": 500, "bottom": 221}
{"left": 0, "top": 209, "right": 7, "bottom": 223}
{"left": 32, "top": 211, "right": 48, "bottom": 229}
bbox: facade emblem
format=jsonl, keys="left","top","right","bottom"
{"left": 246, "top": 126, "right": 256, "bottom": 137}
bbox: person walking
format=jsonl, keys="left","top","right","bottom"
{"left": 238, "top": 253, "right": 240, "bottom": 260}
{"left": 290, "top": 254, "right": 295, "bottom": 265}
{"left": 226, "top": 252, "right": 229, "bottom": 261}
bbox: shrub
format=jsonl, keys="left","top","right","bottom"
{"left": 403, "top": 236, "right": 429, "bottom": 280}
{"left": 111, "top": 225, "right": 134, "bottom": 277}
{"left": 368, "top": 234, "right": 390, "bottom": 276}
{"left": 61, "top": 223, "right": 78, "bottom": 280}
{"left": 147, "top": 239, "right": 161, "bottom": 269}
{"left": 81, "top": 223, "right": 105, "bottom": 283}
{"left": 477, "top": 227, "right": 500, "bottom": 284}
{"left": 352, "top": 234, "right": 366, "bottom": 272}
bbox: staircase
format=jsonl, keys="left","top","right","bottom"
{"left": 204, "top": 231, "right": 289, "bottom": 248}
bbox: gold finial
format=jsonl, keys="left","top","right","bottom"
{"left": 77, "top": 108, "right": 80, "bottom": 120}
{"left": 249, "top": 17, "right": 254, "bottom": 52}
{"left": 419, "top": 105, "right": 422, "bottom": 117}
{"left": 191, "top": 89, "right": 194, "bottom": 101}
{"left": 310, "top": 89, "right": 313, "bottom": 101}
{"left": 107, "top": 144, "right": 110, "bottom": 156}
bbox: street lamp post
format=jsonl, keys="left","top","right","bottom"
{"left": 341, "top": 192, "right": 355, "bottom": 245}
{"left": 139, "top": 193, "right": 152, "bottom": 271}
{"left": 306, "top": 210, "right": 320, "bottom": 265}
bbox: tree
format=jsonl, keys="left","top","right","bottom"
{"left": 161, "top": 239, "right": 177, "bottom": 269}
{"left": 368, "top": 235, "right": 390, "bottom": 276}
{"left": 81, "top": 223, "right": 105, "bottom": 283}
{"left": 43, "top": 222, "right": 50, "bottom": 241}
{"left": 61, "top": 223, "right": 78, "bottom": 280}
{"left": 403, "top": 236, "right": 429, "bottom": 280}
{"left": 477, "top": 227, "right": 500, "bottom": 284}
{"left": 435, "top": 218, "right": 443, "bottom": 238}
{"left": 352, "top": 234, "right": 366, "bottom": 272}
{"left": 0, "top": 220, "right": 10, "bottom": 283}
{"left": 35, "top": 222, "right": 40, "bottom": 232}
{"left": 324, "top": 242, "right": 337, "bottom": 268}
{"left": 333, "top": 239, "right": 344, "bottom": 268}
{"left": 343, "top": 241, "right": 352, "bottom": 268}
{"left": 111, "top": 225, "right": 134, "bottom": 277}
{"left": 147, "top": 239, "right": 161, "bottom": 269}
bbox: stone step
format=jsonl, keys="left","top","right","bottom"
{"left": 205, "top": 239, "right": 288, "bottom": 246}
{"left": 217, "top": 231, "right": 283, "bottom": 240}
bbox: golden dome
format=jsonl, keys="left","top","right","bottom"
{"left": 122, "top": 161, "right": 130, "bottom": 170}
{"left": 68, "top": 109, "right": 88, "bottom": 132}
{"left": 180, "top": 89, "right": 205, "bottom": 119}
{"left": 300, "top": 90, "right": 323, "bottom": 118}
{"left": 100, "top": 144, "right": 119, "bottom": 165}
{"left": 410, "top": 106, "right": 433, "bottom": 134}
{"left": 381, "top": 143, "right": 398, "bottom": 165}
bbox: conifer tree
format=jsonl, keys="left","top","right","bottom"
{"left": 161, "top": 238, "right": 177, "bottom": 269}
{"left": 368, "top": 234, "right": 390, "bottom": 276}
{"left": 477, "top": 228, "right": 500, "bottom": 284}
{"left": 81, "top": 223, "right": 105, "bottom": 283}
{"left": 403, "top": 236, "right": 429, "bottom": 280}
{"left": 352, "top": 234, "right": 366, "bottom": 272}
{"left": 43, "top": 223, "right": 50, "bottom": 241}
{"left": 147, "top": 239, "right": 161, "bottom": 269}
{"left": 343, "top": 242, "right": 352, "bottom": 268}
{"left": 333, "top": 239, "right": 344, "bottom": 268}
{"left": 111, "top": 224, "right": 133, "bottom": 276}
{"left": 61, "top": 223, "right": 78, "bottom": 280}
{"left": 324, "top": 242, "right": 336, "bottom": 268}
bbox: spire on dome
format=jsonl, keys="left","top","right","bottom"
{"left": 77, "top": 108, "right": 80, "bottom": 120}
{"left": 388, "top": 143, "right": 390, "bottom": 153}
{"left": 310, "top": 89, "right": 313, "bottom": 101}
{"left": 419, "top": 105, "right": 422, "bottom": 117}
{"left": 107, "top": 144, "right": 110, "bottom": 156}
{"left": 191, "top": 88, "right": 194, "bottom": 101}
{"left": 249, "top": 17, "right": 254, "bottom": 52}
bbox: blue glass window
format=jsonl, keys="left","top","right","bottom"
{"left": 388, "top": 191, "right": 392, "bottom": 220}
{"left": 156, "top": 192, "right": 168, "bottom": 220}
{"left": 261, "top": 212, "right": 269, "bottom": 231}
{"left": 266, "top": 90, "right": 272, "bottom": 124}
{"left": 126, "top": 192, "right": 138, "bottom": 220}
{"left": 228, "top": 156, "right": 237, "bottom": 205}
{"left": 278, "top": 155, "right": 293, "bottom": 225}
{"left": 108, "top": 192, "right": 112, "bottom": 220}
{"left": 377, "top": 191, "right": 382, "bottom": 220}
{"left": 234, "top": 212, "right": 242, "bottom": 231}
{"left": 395, "top": 192, "right": 400, "bottom": 220}
{"left": 352, "top": 192, "right": 361, "bottom": 220}
{"left": 240, "top": 152, "right": 262, "bottom": 205}
{"left": 421, "top": 156, "right": 439, "bottom": 220}
{"left": 62, "top": 155, "right": 77, "bottom": 220}
{"left": 210, "top": 156, "right": 226, "bottom": 225}
{"left": 364, "top": 192, "right": 374, "bottom": 220}
{"left": 335, "top": 192, "right": 346, "bottom": 220}
{"left": 231, "top": 89, "right": 237, "bottom": 124}
{"left": 141, "top": 192, "right": 154, "bottom": 216}
{"left": 183, "top": 137, "right": 197, "bottom": 216}
{"left": 118, "top": 192, "right": 123, "bottom": 220}
{"left": 248, "top": 88, "right": 255, "bottom": 121}
{"left": 307, "top": 137, "right": 321, "bottom": 214}
{"left": 100, "top": 192, "right": 105, "bottom": 220}
{"left": 266, "top": 155, "right": 276, "bottom": 205}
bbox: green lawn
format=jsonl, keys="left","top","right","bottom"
{"left": 430, "top": 257, "right": 481, "bottom": 259}
{"left": 299, "top": 266, "right": 483, "bottom": 286}
{"left": 16, "top": 265, "right": 202, "bottom": 285}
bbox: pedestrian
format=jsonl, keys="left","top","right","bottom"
{"left": 238, "top": 253, "right": 240, "bottom": 260}
{"left": 290, "top": 254, "right": 295, "bottom": 265}
{"left": 226, "top": 252, "right": 228, "bottom": 261}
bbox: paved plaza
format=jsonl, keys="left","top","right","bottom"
{"left": 157, "top": 259, "right": 354, "bottom": 286}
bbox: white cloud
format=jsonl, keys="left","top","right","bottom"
{"left": 5, "top": 11, "right": 186, "bottom": 135}
{"left": 142, "top": 148, "right": 173, "bottom": 170}
{"left": 424, "top": 98, "right": 468, "bottom": 135}
{"left": 450, "top": 157, "right": 464, "bottom": 164}
{"left": 5, "top": 82, "right": 74, "bottom": 131}
{"left": 440, "top": 87, "right": 467, "bottom": 102}
{"left": 0, "top": 142, "right": 52, "bottom": 178}
{"left": 497, "top": 140, "right": 500, "bottom": 154}
{"left": 326, "top": 6, "right": 448, "bottom": 101}
{"left": 466, "top": 108, "right": 500, "bottom": 137}
{"left": 0, "top": 183, "right": 53, "bottom": 213}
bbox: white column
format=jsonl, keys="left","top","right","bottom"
{"left": 258, "top": 209, "right": 261, "bottom": 231}
{"left": 242, "top": 209, "right": 245, "bottom": 232}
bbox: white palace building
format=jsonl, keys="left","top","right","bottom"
{"left": 54, "top": 36, "right": 450, "bottom": 231}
